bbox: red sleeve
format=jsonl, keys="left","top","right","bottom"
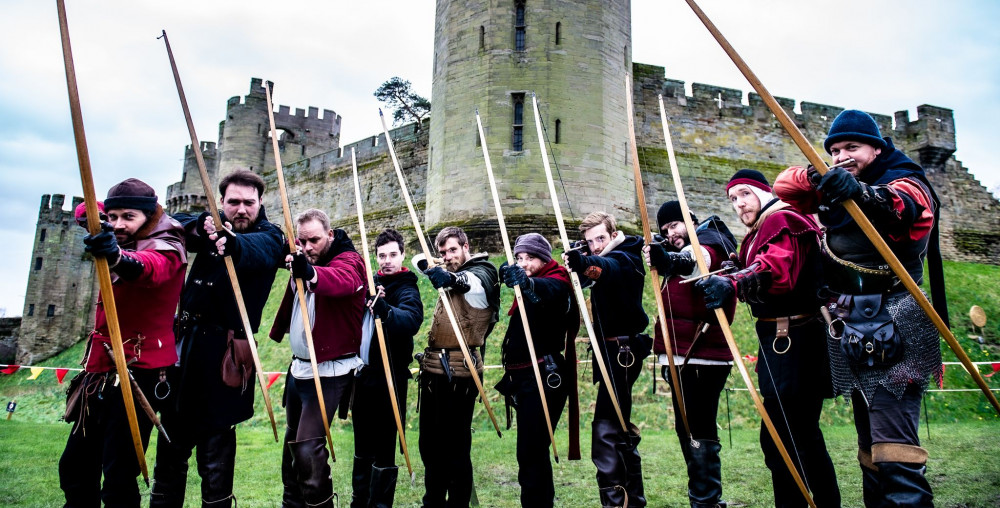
{"left": 311, "top": 252, "right": 365, "bottom": 298}
{"left": 887, "top": 178, "right": 934, "bottom": 241}
{"left": 774, "top": 166, "right": 821, "bottom": 214}
{"left": 127, "top": 249, "right": 184, "bottom": 288}
{"left": 753, "top": 231, "right": 813, "bottom": 294}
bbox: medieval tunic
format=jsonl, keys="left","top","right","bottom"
{"left": 736, "top": 198, "right": 841, "bottom": 506}
{"left": 60, "top": 208, "right": 187, "bottom": 507}
{"left": 496, "top": 259, "right": 575, "bottom": 508}
{"left": 418, "top": 253, "right": 499, "bottom": 508}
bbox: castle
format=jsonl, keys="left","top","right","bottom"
{"left": 16, "top": 0, "right": 999, "bottom": 363}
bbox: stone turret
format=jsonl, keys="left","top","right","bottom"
{"left": 427, "top": 0, "right": 634, "bottom": 240}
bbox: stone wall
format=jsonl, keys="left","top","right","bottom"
{"left": 18, "top": 195, "right": 98, "bottom": 364}
{"left": 0, "top": 317, "right": 20, "bottom": 365}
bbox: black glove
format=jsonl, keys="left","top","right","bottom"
{"left": 195, "top": 212, "right": 212, "bottom": 238}
{"left": 83, "top": 222, "right": 121, "bottom": 263}
{"left": 367, "top": 294, "right": 390, "bottom": 320}
{"left": 695, "top": 275, "right": 735, "bottom": 310}
{"left": 425, "top": 266, "right": 456, "bottom": 289}
{"left": 817, "top": 167, "right": 862, "bottom": 206}
{"left": 498, "top": 261, "right": 510, "bottom": 282}
{"left": 806, "top": 165, "right": 822, "bottom": 188}
{"left": 416, "top": 257, "right": 429, "bottom": 272}
{"left": 290, "top": 252, "right": 316, "bottom": 281}
{"left": 219, "top": 233, "right": 242, "bottom": 260}
{"left": 564, "top": 248, "right": 587, "bottom": 274}
{"left": 113, "top": 253, "right": 145, "bottom": 281}
{"left": 657, "top": 249, "right": 697, "bottom": 276}
{"left": 502, "top": 263, "right": 529, "bottom": 289}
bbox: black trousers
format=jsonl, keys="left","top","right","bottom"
{"left": 285, "top": 373, "right": 352, "bottom": 442}
{"left": 500, "top": 366, "right": 568, "bottom": 508}
{"left": 593, "top": 338, "right": 647, "bottom": 423}
{"left": 60, "top": 369, "right": 159, "bottom": 508}
{"left": 853, "top": 384, "right": 923, "bottom": 452}
{"left": 662, "top": 363, "right": 731, "bottom": 442}
{"left": 418, "top": 372, "right": 478, "bottom": 508}
{"left": 152, "top": 411, "right": 238, "bottom": 507}
{"left": 755, "top": 319, "right": 840, "bottom": 508}
{"left": 353, "top": 368, "right": 409, "bottom": 467}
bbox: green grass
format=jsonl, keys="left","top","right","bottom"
{"left": 1, "top": 257, "right": 998, "bottom": 505}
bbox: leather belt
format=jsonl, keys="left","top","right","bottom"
{"left": 757, "top": 313, "right": 814, "bottom": 322}
{"left": 505, "top": 358, "right": 544, "bottom": 370}
{"left": 756, "top": 313, "right": 817, "bottom": 353}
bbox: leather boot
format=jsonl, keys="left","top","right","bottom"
{"left": 197, "top": 428, "right": 237, "bottom": 507}
{"left": 351, "top": 456, "right": 374, "bottom": 508}
{"left": 688, "top": 439, "right": 725, "bottom": 508}
{"left": 369, "top": 465, "right": 399, "bottom": 508}
{"left": 282, "top": 427, "right": 305, "bottom": 508}
{"left": 877, "top": 462, "right": 933, "bottom": 507}
{"left": 619, "top": 424, "right": 646, "bottom": 507}
{"left": 592, "top": 419, "right": 627, "bottom": 508}
{"left": 861, "top": 465, "right": 880, "bottom": 508}
{"left": 150, "top": 434, "right": 192, "bottom": 508}
{"left": 289, "top": 437, "right": 335, "bottom": 508}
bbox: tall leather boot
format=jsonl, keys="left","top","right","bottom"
{"left": 197, "top": 428, "right": 237, "bottom": 507}
{"left": 593, "top": 419, "right": 628, "bottom": 508}
{"left": 290, "top": 437, "right": 335, "bottom": 508}
{"left": 369, "top": 465, "right": 399, "bottom": 508}
{"left": 687, "top": 439, "right": 725, "bottom": 508}
{"left": 150, "top": 433, "right": 193, "bottom": 508}
{"left": 858, "top": 449, "right": 880, "bottom": 508}
{"left": 282, "top": 427, "right": 305, "bottom": 508}
{"left": 872, "top": 443, "right": 933, "bottom": 507}
{"left": 351, "top": 456, "right": 375, "bottom": 508}
{"left": 619, "top": 424, "right": 646, "bottom": 507}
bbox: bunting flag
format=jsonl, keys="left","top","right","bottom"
{"left": 27, "top": 367, "right": 44, "bottom": 380}
{"left": 266, "top": 372, "right": 283, "bottom": 389}
{"left": 940, "top": 364, "right": 946, "bottom": 389}
{"left": 985, "top": 363, "right": 1000, "bottom": 378}
{"left": 1, "top": 365, "right": 20, "bottom": 375}
{"left": 743, "top": 354, "right": 758, "bottom": 363}
{"left": 56, "top": 368, "right": 70, "bottom": 384}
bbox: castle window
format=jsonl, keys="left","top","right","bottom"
{"left": 514, "top": 1, "right": 526, "bottom": 52}
{"left": 555, "top": 119, "right": 561, "bottom": 144}
{"left": 47, "top": 305, "right": 55, "bottom": 318}
{"left": 27, "top": 304, "right": 34, "bottom": 317}
{"left": 555, "top": 22, "right": 561, "bottom": 45}
{"left": 34, "top": 257, "right": 42, "bottom": 271}
{"left": 480, "top": 26, "right": 486, "bottom": 50}
{"left": 511, "top": 93, "right": 525, "bottom": 151}
{"left": 39, "top": 229, "right": 46, "bottom": 242}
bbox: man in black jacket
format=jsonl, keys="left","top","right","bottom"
{"left": 351, "top": 229, "right": 423, "bottom": 508}
{"left": 564, "top": 211, "right": 651, "bottom": 508}
{"left": 496, "top": 233, "right": 576, "bottom": 508}
{"left": 151, "top": 169, "right": 285, "bottom": 507}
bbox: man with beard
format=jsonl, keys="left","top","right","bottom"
{"left": 152, "top": 169, "right": 285, "bottom": 507}
{"left": 351, "top": 229, "right": 423, "bottom": 507}
{"left": 642, "top": 201, "right": 737, "bottom": 508}
{"left": 562, "top": 211, "right": 651, "bottom": 508}
{"left": 269, "top": 208, "right": 366, "bottom": 508}
{"left": 60, "top": 179, "right": 186, "bottom": 507}
{"left": 697, "top": 170, "right": 840, "bottom": 507}
{"left": 415, "top": 226, "right": 500, "bottom": 508}
{"left": 495, "top": 233, "right": 576, "bottom": 508}
{"left": 774, "top": 110, "right": 943, "bottom": 506}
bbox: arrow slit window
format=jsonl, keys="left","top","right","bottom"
{"left": 511, "top": 93, "right": 525, "bottom": 151}
{"left": 515, "top": 1, "right": 526, "bottom": 52}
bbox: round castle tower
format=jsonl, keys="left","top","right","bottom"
{"left": 427, "top": 0, "right": 636, "bottom": 239}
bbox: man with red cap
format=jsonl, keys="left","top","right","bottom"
{"left": 60, "top": 178, "right": 187, "bottom": 507}
{"left": 774, "top": 110, "right": 943, "bottom": 506}
{"left": 697, "top": 170, "right": 840, "bottom": 507}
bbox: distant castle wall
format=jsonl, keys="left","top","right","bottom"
{"left": 17, "top": 194, "right": 98, "bottom": 364}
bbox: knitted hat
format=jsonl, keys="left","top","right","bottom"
{"left": 656, "top": 201, "right": 697, "bottom": 230}
{"left": 726, "top": 169, "right": 773, "bottom": 210}
{"left": 513, "top": 233, "right": 552, "bottom": 263}
{"left": 823, "top": 109, "right": 887, "bottom": 154}
{"left": 74, "top": 201, "right": 105, "bottom": 228}
{"left": 104, "top": 178, "right": 158, "bottom": 215}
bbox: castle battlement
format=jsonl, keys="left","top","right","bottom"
{"left": 38, "top": 194, "right": 83, "bottom": 221}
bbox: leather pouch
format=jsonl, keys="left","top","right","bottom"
{"left": 221, "top": 330, "right": 253, "bottom": 392}
{"left": 832, "top": 293, "right": 901, "bottom": 367}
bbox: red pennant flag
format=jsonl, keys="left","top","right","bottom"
{"left": 56, "top": 368, "right": 70, "bottom": 384}
{"left": 742, "top": 354, "right": 757, "bottom": 363}
{"left": 266, "top": 372, "right": 282, "bottom": 389}
{"left": 939, "top": 364, "right": 945, "bottom": 389}
{"left": 984, "top": 363, "right": 1000, "bottom": 378}
{"left": 1, "top": 365, "right": 20, "bottom": 375}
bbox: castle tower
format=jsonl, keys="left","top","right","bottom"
{"left": 427, "top": 0, "right": 635, "bottom": 238}
{"left": 17, "top": 194, "right": 98, "bottom": 364}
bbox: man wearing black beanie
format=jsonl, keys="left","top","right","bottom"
{"left": 774, "top": 110, "right": 942, "bottom": 506}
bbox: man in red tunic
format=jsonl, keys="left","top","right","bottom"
{"left": 697, "top": 170, "right": 840, "bottom": 507}
{"left": 60, "top": 178, "right": 187, "bottom": 507}
{"left": 269, "top": 208, "right": 367, "bottom": 508}
{"left": 643, "top": 201, "right": 737, "bottom": 507}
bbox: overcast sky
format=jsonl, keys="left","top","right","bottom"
{"left": 1, "top": 0, "right": 997, "bottom": 316}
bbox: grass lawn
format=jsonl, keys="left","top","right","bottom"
{"left": 1, "top": 417, "right": 999, "bottom": 507}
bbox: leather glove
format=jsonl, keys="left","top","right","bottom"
{"left": 657, "top": 249, "right": 697, "bottom": 276}
{"left": 817, "top": 167, "right": 862, "bottom": 206}
{"left": 416, "top": 257, "right": 429, "bottom": 272}
{"left": 195, "top": 212, "right": 213, "bottom": 238}
{"left": 113, "top": 253, "right": 145, "bottom": 281}
{"left": 83, "top": 222, "right": 121, "bottom": 264}
{"left": 564, "top": 248, "right": 587, "bottom": 274}
{"left": 695, "top": 275, "right": 735, "bottom": 310}
{"left": 290, "top": 252, "right": 316, "bottom": 281}
{"left": 219, "top": 233, "right": 242, "bottom": 260}
{"left": 425, "top": 266, "right": 456, "bottom": 289}
{"left": 806, "top": 165, "right": 822, "bottom": 188}
{"left": 498, "top": 261, "right": 510, "bottom": 282}
{"left": 367, "top": 294, "right": 390, "bottom": 320}
{"left": 502, "top": 263, "right": 529, "bottom": 289}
